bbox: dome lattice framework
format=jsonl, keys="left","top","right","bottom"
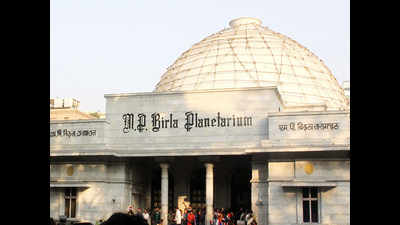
{"left": 154, "top": 17, "right": 349, "bottom": 110}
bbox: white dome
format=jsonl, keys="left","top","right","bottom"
{"left": 154, "top": 17, "right": 349, "bottom": 110}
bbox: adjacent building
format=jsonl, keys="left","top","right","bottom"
{"left": 50, "top": 17, "right": 350, "bottom": 225}
{"left": 50, "top": 98, "right": 99, "bottom": 120}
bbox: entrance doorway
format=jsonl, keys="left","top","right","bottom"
{"left": 230, "top": 161, "right": 251, "bottom": 211}
{"left": 190, "top": 167, "right": 206, "bottom": 209}
{"left": 148, "top": 156, "right": 251, "bottom": 212}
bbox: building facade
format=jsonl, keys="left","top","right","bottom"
{"left": 50, "top": 18, "right": 350, "bottom": 225}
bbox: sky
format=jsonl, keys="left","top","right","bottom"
{"left": 50, "top": 0, "right": 350, "bottom": 113}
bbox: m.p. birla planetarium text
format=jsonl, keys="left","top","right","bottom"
{"left": 122, "top": 112, "right": 253, "bottom": 133}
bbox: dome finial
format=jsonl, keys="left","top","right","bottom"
{"left": 229, "top": 17, "right": 262, "bottom": 27}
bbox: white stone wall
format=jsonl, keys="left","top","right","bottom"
{"left": 104, "top": 88, "right": 282, "bottom": 155}
{"left": 50, "top": 162, "right": 132, "bottom": 223}
{"left": 294, "top": 160, "right": 350, "bottom": 181}
{"left": 50, "top": 189, "right": 63, "bottom": 219}
{"left": 267, "top": 160, "right": 350, "bottom": 225}
{"left": 268, "top": 183, "right": 297, "bottom": 224}
{"left": 320, "top": 182, "right": 350, "bottom": 225}
{"left": 50, "top": 119, "right": 109, "bottom": 154}
{"left": 50, "top": 163, "right": 128, "bottom": 182}
{"left": 77, "top": 182, "right": 131, "bottom": 222}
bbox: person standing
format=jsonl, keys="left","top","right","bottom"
{"left": 128, "top": 205, "right": 134, "bottom": 215}
{"left": 187, "top": 208, "right": 196, "bottom": 225}
{"left": 214, "top": 209, "right": 220, "bottom": 225}
{"left": 235, "top": 208, "right": 244, "bottom": 225}
{"left": 200, "top": 208, "right": 205, "bottom": 225}
{"left": 226, "top": 211, "right": 233, "bottom": 225}
{"left": 212, "top": 209, "right": 217, "bottom": 225}
{"left": 193, "top": 209, "right": 198, "bottom": 225}
{"left": 143, "top": 209, "right": 151, "bottom": 225}
{"left": 245, "top": 210, "right": 252, "bottom": 225}
{"left": 239, "top": 209, "right": 246, "bottom": 225}
{"left": 175, "top": 207, "right": 182, "bottom": 225}
{"left": 168, "top": 211, "right": 175, "bottom": 225}
{"left": 196, "top": 209, "right": 201, "bottom": 225}
{"left": 182, "top": 209, "right": 188, "bottom": 225}
{"left": 153, "top": 208, "right": 161, "bottom": 225}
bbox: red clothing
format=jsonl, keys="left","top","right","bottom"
{"left": 187, "top": 213, "right": 196, "bottom": 225}
{"left": 217, "top": 215, "right": 223, "bottom": 225}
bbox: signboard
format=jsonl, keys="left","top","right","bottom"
{"left": 121, "top": 111, "right": 253, "bottom": 133}
{"left": 50, "top": 129, "right": 97, "bottom": 138}
{"left": 268, "top": 112, "right": 349, "bottom": 140}
{"left": 278, "top": 121, "right": 339, "bottom": 132}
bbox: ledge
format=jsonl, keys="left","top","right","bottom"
{"left": 104, "top": 86, "right": 280, "bottom": 97}
{"left": 280, "top": 181, "right": 337, "bottom": 187}
{"left": 50, "top": 119, "right": 109, "bottom": 124}
{"left": 50, "top": 183, "right": 91, "bottom": 188}
{"left": 268, "top": 110, "right": 349, "bottom": 117}
{"left": 259, "top": 138, "right": 350, "bottom": 151}
{"left": 246, "top": 145, "right": 350, "bottom": 153}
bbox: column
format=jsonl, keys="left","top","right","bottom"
{"left": 204, "top": 163, "right": 214, "bottom": 225}
{"left": 250, "top": 161, "right": 268, "bottom": 225}
{"left": 160, "top": 163, "right": 169, "bottom": 225}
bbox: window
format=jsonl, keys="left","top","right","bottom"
{"left": 302, "top": 187, "right": 318, "bottom": 223}
{"left": 64, "top": 188, "right": 77, "bottom": 218}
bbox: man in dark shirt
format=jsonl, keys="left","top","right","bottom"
{"left": 152, "top": 208, "right": 161, "bottom": 225}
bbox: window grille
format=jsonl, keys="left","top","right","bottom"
{"left": 64, "top": 188, "right": 77, "bottom": 218}
{"left": 302, "top": 187, "right": 318, "bottom": 223}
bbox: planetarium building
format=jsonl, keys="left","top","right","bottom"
{"left": 50, "top": 17, "right": 350, "bottom": 225}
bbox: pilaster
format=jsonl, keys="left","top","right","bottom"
{"left": 250, "top": 160, "right": 268, "bottom": 225}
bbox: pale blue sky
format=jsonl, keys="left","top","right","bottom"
{"left": 50, "top": 0, "right": 349, "bottom": 113}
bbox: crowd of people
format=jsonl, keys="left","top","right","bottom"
{"left": 124, "top": 206, "right": 257, "bottom": 225}
{"left": 210, "top": 208, "right": 257, "bottom": 225}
